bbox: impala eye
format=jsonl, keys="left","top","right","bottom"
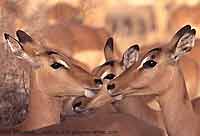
{"left": 50, "top": 62, "right": 64, "bottom": 69}
{"left": 103, "top": 73, "right": 116, "bottom": 80}
{"left": 94, "top": 78, "right": 103, "bottom": 85}
{"left": 143, "top": 60, "right": 157, "bottom": 69}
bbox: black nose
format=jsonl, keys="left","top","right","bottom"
{"left": 107, "top": 83, "right": 115, "bottom": 90}
{"left": 94, "top": 78, "right": 103, "bottom": 85}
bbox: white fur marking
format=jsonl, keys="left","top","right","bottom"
{"left": 137, "top": 56, "right": 150, "bottom": 69}
{"left": 57, "top": 59, "right": 70, "bottom": 69}
{"left": 113, "top": 94, "right": 123, "bottom": 100}
{"left": 84, "top": 90, "right": 96, "bottom": 98}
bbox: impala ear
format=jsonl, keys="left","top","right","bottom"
{"left": 104, "top": 37, "right": 114, "bottom": 61}
{"left": 16, "top": 30, "right": 47, "bottom": 56}
{"left": 4, "top": 32, "right": 39, "bottom": 68}
{"left": 169, "top": 25, "right": 191, "bottom": 48}
{"left": 169, "top": 25, "right": 196, "bottom": 61}
{"left": 16, "top": 30, "right": 33, "bottom": 44}
{"left": 122, "top": 44, "right": 139, "bottom": 69}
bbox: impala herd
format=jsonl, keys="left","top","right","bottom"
{"left": 1, "top": 3, "right": 200, "bottom": 134}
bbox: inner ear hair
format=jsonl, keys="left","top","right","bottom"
{"left": 171, "top": 28, "right": 196, "bottom": 61}
{"left": 104, "top": 37, "right": 114, "bottom": 61}
{"left": 105, "top": 37, "right": 114, "bottom": 51}
{"left": 46, "top": 50, "right": 58, "bottom": 55}
{"left": 4, "top": 33, "right": 24, "bottom": 51}
{"left": 169, "top": 25, "right": 192, "bottom": 50}
{"left": 122, "top": 44, "right": 140, "bottom": 69}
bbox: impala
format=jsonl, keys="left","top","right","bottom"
{"left": 4, "top": 30, "right": 102, "bottom": 131}
{"left": 61, "top": 37, "right": 130, "bottom": 114}
{"left": 85, "top": 25, "right": 200, "bottom": 134}
{"left": 22, "top": 22, "right": 115, "bottom": 71}
{"left": 92, "top": 37, "right": 139, "bottom": 79}
{"left": 78, "top": 37, "right": 163, "bottom": 130}
{"left": 142, "top": 40, "right": 200, "bottom": 99}
{"left": 107, "top": 25, "right": 200, "bottom": 136}
{"left": 2, "top": 0, "right": 112, "bottom": 71}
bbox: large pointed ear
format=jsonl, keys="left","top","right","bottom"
{"left": 168, "top": 25, "right": 196, "bottom": 61}
{"left": 16, "top": 30, "right": 45, "bottom": 56}
{"left": 121, "top": 44, "right": 139, "bottom": 69}
{"left": 16, "top": 30, "right": 33, "bottom": 44}
{"left": 104, "top": 37, "right": 114, "bottom": 61}
{"left": 4, "top": 31, "right": 39, "bottom": 68}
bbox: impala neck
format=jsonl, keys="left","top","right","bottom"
{"left": 158, "top": 66, "right": 199, "bottom": 136}
{"left": 17, "top": 70, "right": 63, "bottom": 131}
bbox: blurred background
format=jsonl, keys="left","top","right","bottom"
{"left": 0, "top": 0, "right": 200, "bottom": 129}
{"left": 1, "top": 0, "right": 200, "bottom": 53}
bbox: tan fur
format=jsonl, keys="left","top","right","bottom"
{"left": 87, "top": 37, "right": 200, "bottom": 131}
{"left": 108, "top": 25, "right": 200, "bottom": 136}
{"left": 143, "top": 39, "right": 200, "bottom": 99}
{"left": 5, "top": 31, "right": 101, "bottom": 131}
{"left": 87, "top": 42, "right": 164, "bottom": 130}
{"left": 29, "top": 22, "right": 111, "bottom": 71}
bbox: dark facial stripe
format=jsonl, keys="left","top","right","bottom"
{"left": 148, "top": 48, "right": 162, "bottom": 53}
{"left": 46, "top": 51, "right": 58, "bottom": 55}
{"left": 94, "top": 79, "right": 103, "bottom": 85}
{"left": 4, "top": 33, "right": 24, "bottom": 50}
{"left": 103, "top": 60, "right": 115, "bottom": 66}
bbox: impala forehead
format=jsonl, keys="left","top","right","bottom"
{"left": 101, "top": 70, "right": 111, "bottom": 79}
{"left": 102, "top": 60, "right": 115, "bottom": 67}
{"left": 43, "top": 53, "right": 71, "bottom": 69}
{"left": 131, "top": 48, "right": 161, "bottom": 70}
{"left": 141, "top": 48, "right": 162, "bottom": 61}
{"left": 142, "top": 48, "right": 162, "bottom": 60}
{"left": 99, "top": 61, "right": 120, "bottom": 79}
{"left": 93, "top": 61, "right": 114, "bottom": 78}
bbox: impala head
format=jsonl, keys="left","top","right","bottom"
{"left": 93, "top": 37, "right": 140, "bottom": 80}
{"left": 80, "top": 38, "right": 140, "bottom": 109}
{"left": 107, "top": 25, "right": 196, "bottom": 97}
{"left": 4, "top": 30, "right": 102, "bottom": 98}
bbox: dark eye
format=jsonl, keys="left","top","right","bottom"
{"left": 50, "top": 62, "right": 63, "bottom": 69}
{"left": 103, "top": 73, "right": 116, "bottom": 80}
{"left": 94, "top": 78, "right": 103, "bottom": 85}
{"left": 143, "top": 60, "right": 157, "bottom": 69}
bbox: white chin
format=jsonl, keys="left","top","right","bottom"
{"left": 108, "top": 89, "right": 114, "bottom": 95}
{"left": 113, "top": 95, "right": 123, "bottom": 101}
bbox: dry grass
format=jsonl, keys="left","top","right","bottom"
{"left": 0, "top": 1, "right": 31, "bottom": 128}
{"left": 0, "top": 41, "right": 31, "bottom": 128}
